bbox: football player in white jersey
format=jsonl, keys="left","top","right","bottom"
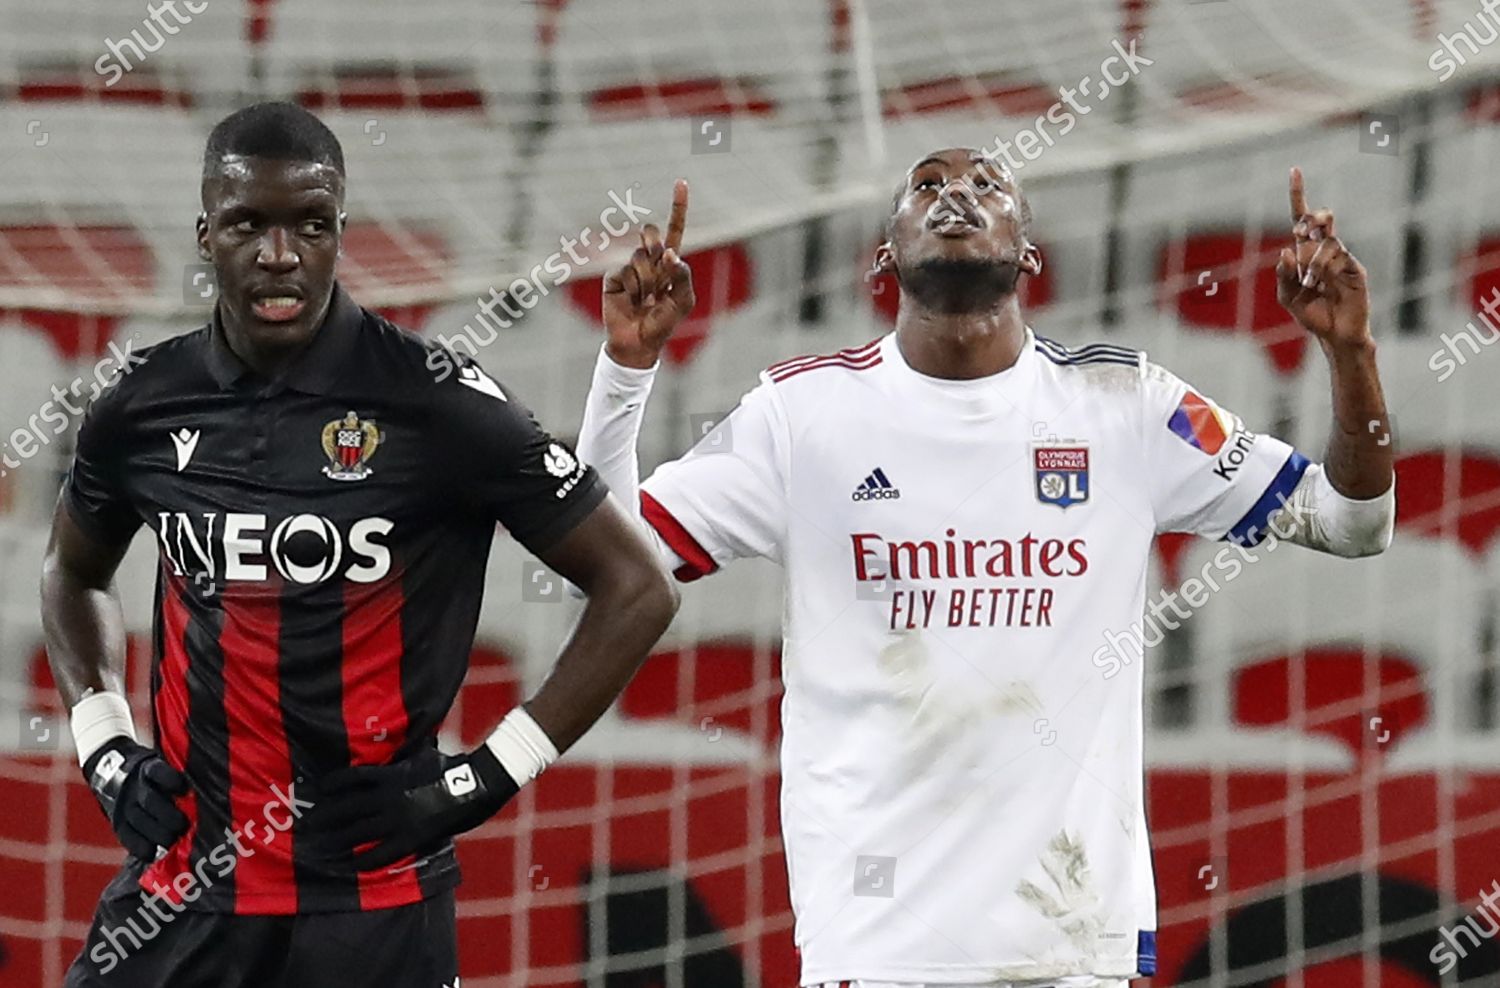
{"left": 577, "top": 151, "right": 1395, "bottom": 988}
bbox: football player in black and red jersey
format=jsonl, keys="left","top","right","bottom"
{"left": 42, "top": 101, "right": 686, "bottom": 987}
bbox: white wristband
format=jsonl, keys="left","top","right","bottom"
{"left": 70, "top": 690, "right": 137, "bottom": 768}
{"left": 483, "top": 707, "right": 559, "bottom": 787}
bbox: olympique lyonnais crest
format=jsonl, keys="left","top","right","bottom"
{"left": 1034, "top": 443, "right": 1089, "bottom": 509}
{"left": 321, "top": 410, "right": 382, "bottom": 482}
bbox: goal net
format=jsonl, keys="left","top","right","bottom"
{"left": 3, "top": 1, "right": 1500, "bottom": 985}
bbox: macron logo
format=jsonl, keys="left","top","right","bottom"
{"left": 851, "top": 467, "right": 901, "bottom": 501}
{"left": 171, "top": 428, "right": 201, "bottom": 472}
{"left": 457, "top": 365, "right": 506, "bottom": 401}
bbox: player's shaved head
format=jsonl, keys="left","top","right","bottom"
{"left": 203, "top": 101, "right": 346, "bottom": 183}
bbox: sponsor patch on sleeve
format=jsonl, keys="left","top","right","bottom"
{"left": 1167, "top": 390, "right": 1232, "bottom": 455}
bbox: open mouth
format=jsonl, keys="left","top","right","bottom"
{"left": 250, "top": 293, "right": 307, "bottom": 323}
{"left": 927, "top": 203, "right": 982, "bottom": 237}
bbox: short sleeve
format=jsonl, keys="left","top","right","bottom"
{"left": 434, "top": 359, "right": 606, "bottom": 554}
{"left": 63, "top": 383, "right": 141, "bottom": 547}
{"left": 639, "top": 379, "right": 789, "bottom": 581}
{"left": 1142, "top": 361, "right": 1310, "bottom": 545}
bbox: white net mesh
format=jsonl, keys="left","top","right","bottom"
{"left": 4, "top": 1, "right": 1500, "bottom": 985}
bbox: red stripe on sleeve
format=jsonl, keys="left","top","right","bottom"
{"left": 218, "top": 584, "right": 298, "bottom": 912}
{"left": 765, "top": 338, "right": 880, "bottom": 376}
{"left": 341, "top": 576, "right": 423, "bottom": 908}
{"left": 767, "top": 350, "right": 882, "bottom": 383}
{"left": 640, "top": 490, "right": 717, "bottom": 582}
{"left": 140, "top": 573, "right": 198, "bottom": 901}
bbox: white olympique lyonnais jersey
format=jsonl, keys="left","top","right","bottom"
{"left": 589, "top": 329, "right": 1310, "bottom": 986}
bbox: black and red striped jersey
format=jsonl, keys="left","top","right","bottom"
{"left": 64, "top": 285, "right": 606, "bottom": 914}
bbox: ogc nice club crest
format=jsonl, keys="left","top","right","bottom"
{"left": 321, "top": 410, "right": 382, "bottom": 482}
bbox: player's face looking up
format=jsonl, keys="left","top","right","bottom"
{"left": 197, "top": 154, "right": 345, "bottom": 370}
{"left": 876, "top": 147, "right": 1041, "bottom": 313}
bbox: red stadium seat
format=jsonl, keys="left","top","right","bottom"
{"left": 531, "top": 0, "right": 832, "bottom": 265}
{"left": 0, "top": 0, "right": 253, "bottom": 96}
{"left": 0, "top": 104, "right": 202, "bottom": 326}
{"left": 1232, "top": 649, "right": 1430, "bottom": 763}
{"left": 552, "top": 0, "right": 827, "bottom": 121}
{"left": 13, "top": 68, "right": 194, "bottom": 109}
{"left": 336, "top": 222, "right": 452, "bottom": 332}
{"left": 1162, "top": 535, "right": 1483, "bottom": 767}
{"left": 296, "top": 68, "right": 485, "bottom": 115}
{"left": 1153, "top": 532, "right": 1197, "bottom": 588}
{"left": 444, "top": 644, "right": 524, "bottom": 749}
{"left": 1156, "top": 230, "right": 1307, "bottom": 375}
{"left": 1459, "top": 235, "right": 1500, "bottom": 318}
{"left": 619, "top": 642, "right": 784, "bottom": 750}
{"left": 1394, "top": 449, "right": 1500, "bottom": 554}
{"left": 0, "top": 226, "right": 153, "bottom": 360}
{"left": 882, "top": 78, "right": 1061, "bottom": 121}
{"left": 259, "top": 0, "right": 535, "bottom": 118}
{"left": 588, "top": 78, "right": 778, "bottom": 121}
{"left": 25, "top": 637, "right": 151, "bottom": 739}
{"left": 863, "top": 0, "right": 1127, "bottom": 116}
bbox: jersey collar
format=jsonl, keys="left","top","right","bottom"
{"left": 882, "top": 325, "right": 1037, "bottom": 387}
{"left": 206, "top": 283, "right": 364, "bottom": 395}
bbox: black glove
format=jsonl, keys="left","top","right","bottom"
{"left": 303, "top": 744, "right": 520, "bottom": 872}
{"left": 83, "top": 737, "right": 190, "bottom": 861}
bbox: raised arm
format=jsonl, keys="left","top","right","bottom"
{"left": 579, "top": 178, "right": 791, "bottom": 581}
{"left": 1278, "top": 166, "right": 1394, "bottom": 498}
{"left": 577, "top": 179, "right": 696, "bottom": 562}
{"left": 1270, "top": 167, "right": 1394, "bottom": 555}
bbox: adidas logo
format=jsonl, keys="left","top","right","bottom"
{"left": 852, "top": 467, "right": 901, "bottom": 501}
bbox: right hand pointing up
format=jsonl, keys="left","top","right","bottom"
{"left": 602, "top": 179, "right": 696, "bottom": 369}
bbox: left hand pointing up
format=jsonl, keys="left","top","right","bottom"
{"left": 1276, "top": 167, "right": 1372, "bottom": 348}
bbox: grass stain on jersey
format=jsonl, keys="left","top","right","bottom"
{"left": 1015, "top": 830, "right": 1106, "bottom": 954}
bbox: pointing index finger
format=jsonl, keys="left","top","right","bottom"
{"left": 1289, "top": 166, "right": 1308, "bottom": 223}
{"left": 665, "top": 178, "right": 689, "bottom": 254}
